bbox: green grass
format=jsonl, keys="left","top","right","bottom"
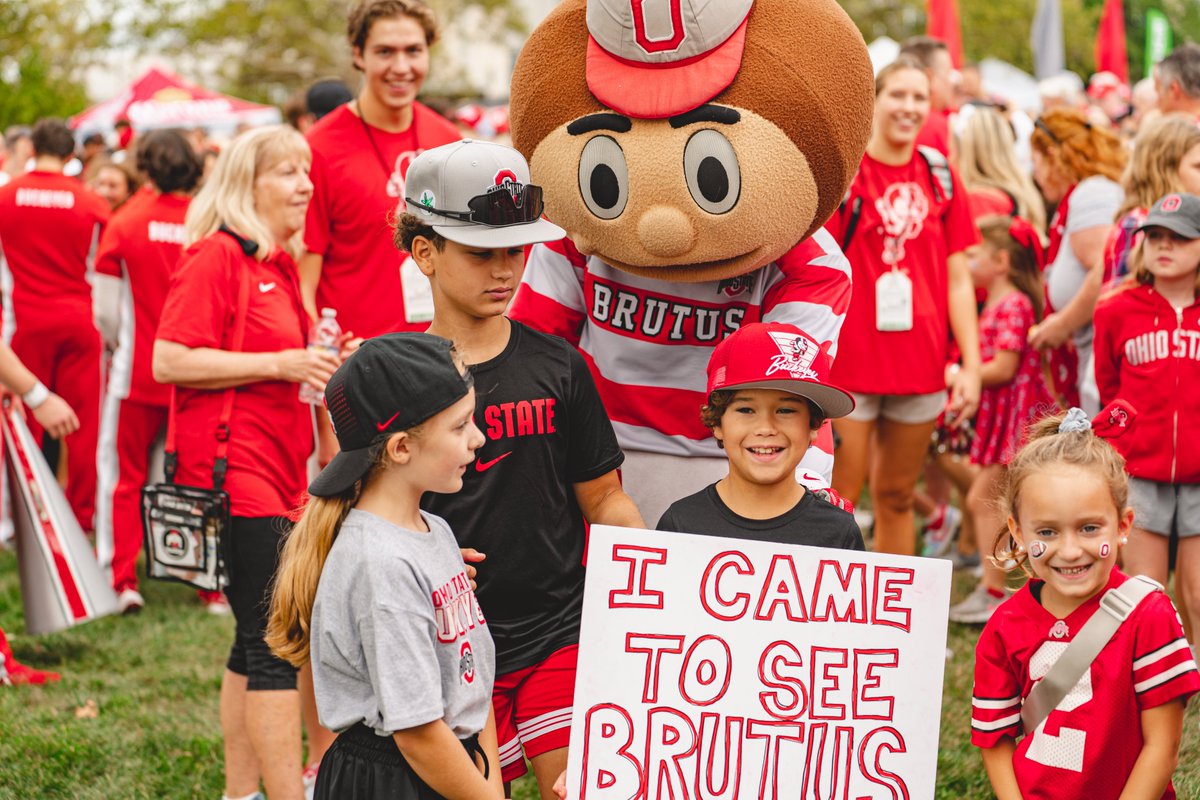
{"left": 0, "top": 550, "right": 1195, "bottom": 799}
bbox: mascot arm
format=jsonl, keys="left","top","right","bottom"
{"left": 511, "top": 240, "right": 589, "bottom": 346}
{"left": 760, "top": 228, "right": 853, "bottom": 356}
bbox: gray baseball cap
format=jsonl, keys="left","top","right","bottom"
{"left": 1136, "top": 193, "right": 1200, "bottom": 240}
{"left": 404, "top": 140, "right": 566, "bottom": 249}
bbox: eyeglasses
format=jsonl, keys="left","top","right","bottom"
{"left": 406, "top": 184, "right": 545, "bottom": 227}
{"left": 1034, "top": 116, "right": 1092, "bottom": 146}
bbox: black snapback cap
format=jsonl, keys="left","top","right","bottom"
{"left": 308, "top": 333, "right": 471, "bottom": 497}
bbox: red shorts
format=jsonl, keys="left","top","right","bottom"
{"left": 493, "top": 644, "right": 577, "bottom": 783}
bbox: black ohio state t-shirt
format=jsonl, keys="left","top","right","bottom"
{"left": 423, "top": 321, "right": 623, "bottom": 673}
{"left": 657, "top": 484, "right": 865, "bottom": 551}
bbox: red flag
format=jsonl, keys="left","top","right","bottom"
{"left": 926, "top": 0, "right": 964, "bottom": 68}
{"left": 1094, "top": 0, "right": 1129, "bottom": 84}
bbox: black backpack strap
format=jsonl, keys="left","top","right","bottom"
{"left": 916, "top": 145, "right": 954, "bottom": 204}
{"left": 838, "top": 170, "right": 864, "bottom": 251}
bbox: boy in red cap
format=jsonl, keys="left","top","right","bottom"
{"left": 657, "top": 322, "right": 864, "bottom": 549}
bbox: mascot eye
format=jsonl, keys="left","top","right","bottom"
{"left": 578, "top": 135, "right": 629, "bottom": 220}
{"left": 683, "top": 129, "right": 740, "bottom": 215}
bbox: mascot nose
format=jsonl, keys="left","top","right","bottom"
{"left": 638, "top": 206, "right": 697, "bottom": 258}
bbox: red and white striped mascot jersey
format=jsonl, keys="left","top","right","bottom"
{"left": 510, "top": 228, "right": 850, "bottom": 495}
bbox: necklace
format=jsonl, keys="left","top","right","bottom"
{"left": 354, "top": 101, "right": 420, "bottom": 197}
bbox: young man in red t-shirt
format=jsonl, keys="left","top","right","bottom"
{"left": 93, "top": 130, "right": 202, "bottom": 613}
{"left": 900, "top": 36, "right": 957, "bottom": 158}
{"left": 0, "top": 118, "right": 109, "bottom": 532}
{"left": 299, "top": 0, "right": 461, "bottom": 339}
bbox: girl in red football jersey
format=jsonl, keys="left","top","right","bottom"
{"left": 971, "top": 408, "right": 1198, "bottom": 800}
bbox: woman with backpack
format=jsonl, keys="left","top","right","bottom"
{"left": 827, "top": 55, "right": 981, "bottom": 556}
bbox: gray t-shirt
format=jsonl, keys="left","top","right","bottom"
{"left": 310, "top": 509, "right": 495, "bottom": 739}
{"left": 1045, "top": 174, "right": 1122, "bottom": 378}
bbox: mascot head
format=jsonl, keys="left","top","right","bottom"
{"left": 510, "top": 0, "right": 874, "bottom": 283}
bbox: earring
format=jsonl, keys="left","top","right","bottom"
{"left": 1119, "top": 536, "right": 1128, "bottom": 545}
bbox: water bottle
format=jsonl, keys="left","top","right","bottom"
{"left": 299, "top": 308, "right": 341, "bottom": 405}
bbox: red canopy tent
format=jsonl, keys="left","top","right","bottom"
{"left": 70, "top": 66, "right": 280, "bottom": 133}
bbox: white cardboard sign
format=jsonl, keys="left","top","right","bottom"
{"left": 566, "top": 525, "right": 953, "bottom": 800}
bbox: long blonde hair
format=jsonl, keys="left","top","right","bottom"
{"left": 185, "top": 125, "right": 310, "bottom": 261}
{"left": 1117, "top": 115, "right": 1200, "bottom": 217}
{"left": 266, "top": 443, "right": 391, "bottom": 667}
{"left": 958, "top": 107, "right": 1048, "bottom": 234}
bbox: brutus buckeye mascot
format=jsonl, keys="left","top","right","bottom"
{"left": 507, "top": 0, "right": 875, "bottom": 523}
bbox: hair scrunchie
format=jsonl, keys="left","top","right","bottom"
{"left": 1058, "top": 407, "right": 1092, "bottom": 433}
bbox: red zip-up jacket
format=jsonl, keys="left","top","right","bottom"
{"left": 1094, "top": 284, "right": 1200, "bottom": 483}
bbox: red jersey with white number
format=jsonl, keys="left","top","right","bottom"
{"left": 972, "top": 570, "right": 1199, "bottom": 800}
{"left": 0, "top": 170, "right": 109, "bottom": 330}
{"left": 1093, "top": 284, "right": 1200, "bottom": 483}
{"left": 826, "top": 152, "right": 979, "bottom": 394}
{"left": 304, "top": 103, "right": 460, "bottom": 338}
{"left": 94, "top": 187, "right": 189, "bottom": 406}
{"left": 509, "top": 229, "right": 851, "bottom": 480}
{"left": 156, "top": 231, "right": 313, "bottom": 518}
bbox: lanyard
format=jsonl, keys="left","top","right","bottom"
{"left": 355, "top": 101, "right": 420, "bottom": 188}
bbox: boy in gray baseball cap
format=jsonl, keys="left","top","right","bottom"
{"left": 399, "top": 139, "right": 645, "bottom": 796}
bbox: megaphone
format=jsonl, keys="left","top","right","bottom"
{"left": 3, "top": 407, "right": 118, "bottom": 635}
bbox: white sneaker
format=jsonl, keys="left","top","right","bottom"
{"left": 922, "top": 504, "right": 962, "bottom": 558}
{"left": 204, "top": 595, "right": 232, "bottom": 616}
{"left": 303, "top": 762, "right": 320, "bottom": 800}
{"left": 117, "top": 588, "right": 145, "bottom": 615}
{"left": 948, "top": 584, "right": 1006, "bottom": 624}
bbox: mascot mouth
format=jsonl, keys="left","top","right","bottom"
{"left": 603, "top": 247, "right": 762, "bottom": 277}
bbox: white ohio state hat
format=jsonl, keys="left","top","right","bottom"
{"left": 585, "top": 0, "right": 754, "bottom": 119}
{"left": 405, "top": 140, "right": 566, "bottom": 249}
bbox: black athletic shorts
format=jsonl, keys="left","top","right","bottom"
{"left": 223, "top": 515, "right": 297, "bottom": 691}
{"left": 314, "top": 723, "right": 488, "bottom": 800}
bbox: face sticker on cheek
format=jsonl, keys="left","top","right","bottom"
{"left": 1029, "top": 540, "right": 1047, "bottom": 559}
{"left": 1099, "top": 542, "right": 1111, "bottom": 558}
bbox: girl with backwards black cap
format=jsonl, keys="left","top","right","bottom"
{"left": 266, "top": 333, "right": 501, "bottom": 800}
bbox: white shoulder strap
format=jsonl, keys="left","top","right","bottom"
{"left": 1020, "top": 575, "right": 1161, "bottom": 734}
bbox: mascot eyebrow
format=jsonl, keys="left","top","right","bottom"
{"left": 567, "top": 104, "right": 742, "bottom": 136}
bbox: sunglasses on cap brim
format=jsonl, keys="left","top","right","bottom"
{"left": 408, "top": 185, "right": 546, "bottom": 228}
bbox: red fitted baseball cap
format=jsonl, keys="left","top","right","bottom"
{"left": 585, "top": 0, "right": 753, "bottom": 119}
{"left": 707, "top": 322, "right": 855, "bottom": 418}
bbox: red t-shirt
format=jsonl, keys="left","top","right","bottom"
{"left": 156, "top": 231, "right": 313, "bottom": 518}
{"left": 304, "top": 102, "right": 460, "bottom": 338}
{"left": 915, "top": 108, "right": 952, "bottom": 157}
{"left": 826, "top": 152, "right": 979, "bottom": 394}
{"left": 0, "top": 170, "right": 109, "bottom": 328}
{"left": 94, "top": 187, "right": 189, "bottom": 406}
{"left": 972, "top": 570, "right": 1199, "bottom": 800}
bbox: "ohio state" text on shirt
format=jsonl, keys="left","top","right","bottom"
{"left": 1124, "top": 328, "right": 1200, "bottom": 366}
{"left": 431, "top": 571, "right": 487, "bottom": 643}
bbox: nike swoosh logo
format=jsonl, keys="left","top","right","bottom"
{"left": 376, "top": 411, "right": 402, "bottom": 431}
{"left": 258, "top": 282, "right": 276, "bottom": 293}
{"left": 475, "top": 451, "right": 513, "bottom": 472}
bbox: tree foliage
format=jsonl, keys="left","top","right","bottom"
{"left": 0, "top": 0, "right": 110, "bottom": 128}
{"left": 126, "top": 0, "right": 527, "bottom": 106}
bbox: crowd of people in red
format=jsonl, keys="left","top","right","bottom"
{"left": 2, "top": 0, "right": 1200, "bottom": 797}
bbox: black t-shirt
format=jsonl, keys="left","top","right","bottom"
{"left": 422, "top": 320, "right": 624, "bottom": 673}
{"left": 656, "top": 484, "right": 865, "bottom": 551}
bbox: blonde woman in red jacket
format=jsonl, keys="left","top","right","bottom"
{"left": 1094, "top": 192, "right": 1200, "bottom": 649}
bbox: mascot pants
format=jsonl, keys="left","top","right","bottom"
{"left": 95, "top": 397, "right": 166, "bottom": 592}
{"left": 11, "top": 320, "right": 101, "bottom": 532}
